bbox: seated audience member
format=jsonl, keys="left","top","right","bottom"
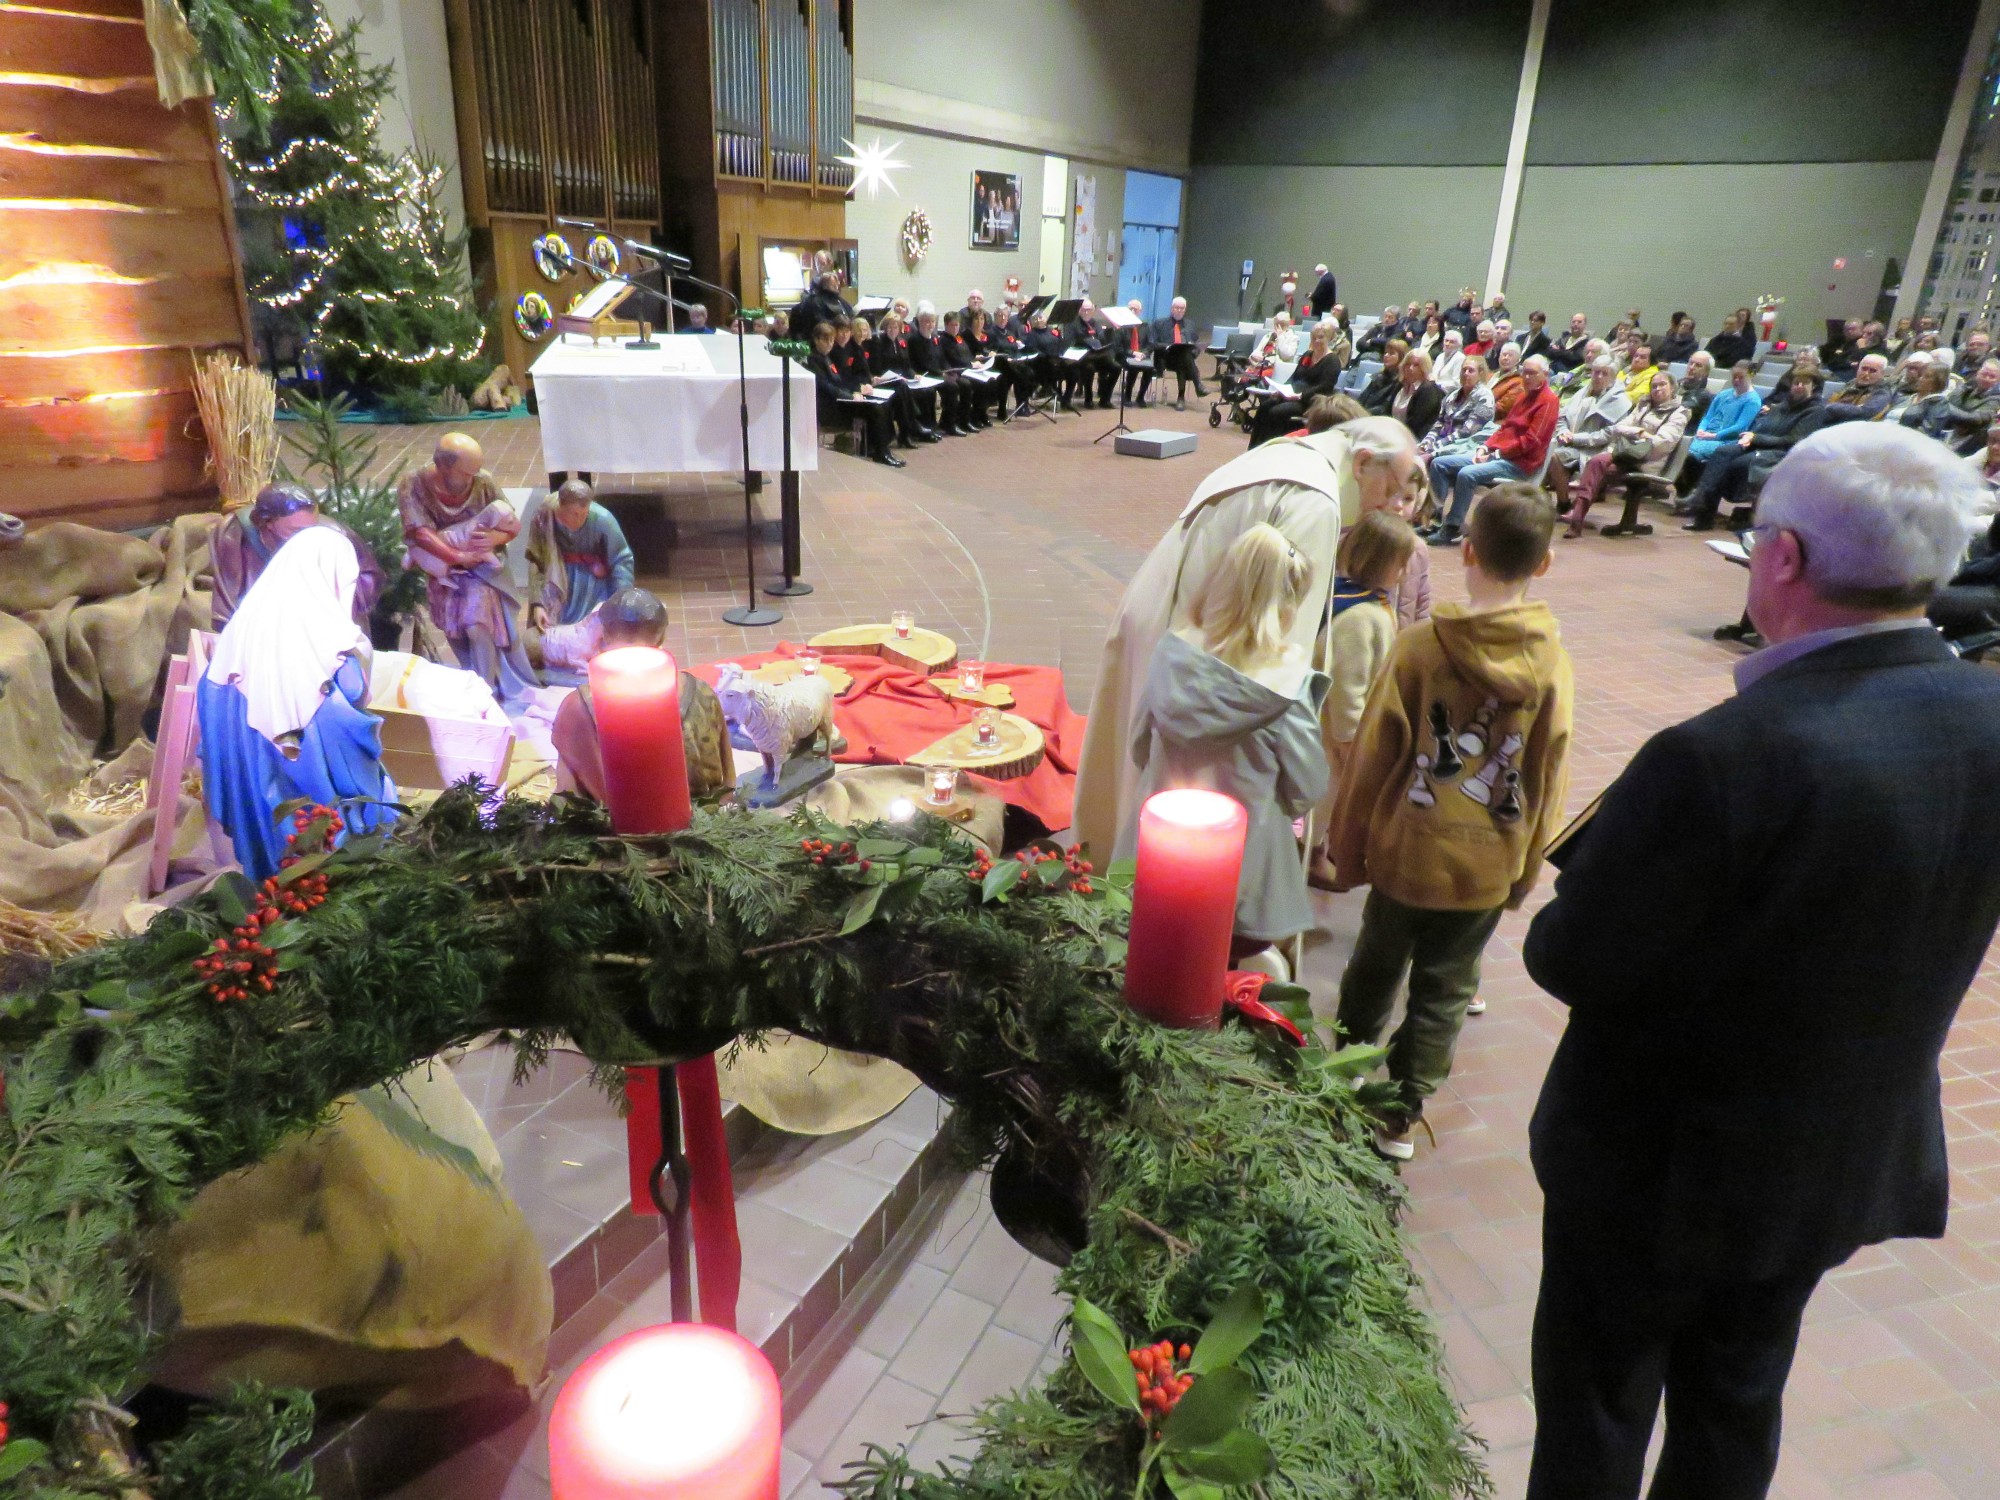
{"left": 1552, "top": 339, "right": 1611, "bottom": 396}
{"left": 1898, "top": 364, "right": 1955, "bottom": 439}
{"left": 1967, "top": 422, "right": 2000, "bottom": 497}
{"left": 1942, "top": 357, "right": 2000, "bottom": 453}
{"left": 1559, "top": 369, "right": 1689, "bottom": 537}
{"left": 1391, "top": 349, "right": 1445, "bottom": 441}
{"left": 1821, "top": 318, "right": 1865, "bottom": 378}
{"left": 1431, "top": 328, "right": 1466, "bottom": 390}
{"left": 1151, "top": 295, "right": 1208, "bottom": 408}
{"left": 1399, "top": 303, "right": 1428, "bottom": 341}
{"left": 1602, "top": 321, "right": 1632, "bottom": 354}
{"left": 1547, "top": 311, "right": 1593, "bottom": 371}
{"left": 1520, "top": 311, "right": 1553, "bottom": 364}
{"left": 1488, "top": 344, "right": 1526, "bottom": 420}
{"left": 1492, "top": 319, "right": 1519, "bottom": 356}
{"left": 1854, "top": 320, "right": 1891, "bottom": 367}
{"left": 1929, "top": 507, "right": 2000, "bottom": 640}
{"left": 1359, "top": 340, "right": 1408, "bottom": 415}
{"left": 1619, "top": 340, "right": 1661, "bottom": 402}
{"left": 1443, "top": 290, "right": 1479, "bottom": 337}
{"left": 1704, "top": 308, "right": 1757, "bottom": 368}
{"left": 807, "top": 321, "right": 904, "bottom": 466}
{"left": 1257, "top": 310, "right": 1300, "bottom": 364}
{"left": 1677, "top": 351, "right": 1717, "bottom": 426}
{"left": 1359, "top": 306, "right": 1404, "bottom": 356}
{"left": 210, "top": 481, "right": 385, "bottom": 629}
{"left": 1884, "top": 316, "right": 1917, "bottom": 363}
{"left": 1115, "top": 298, "right": 1157, "bottom": 408}
{"left": 1682, "top": 360, "right": 1764, "bottom": 489}
{"left": 1328, "top": 302, "right": 1355, "bottom": 341}
{"left": 1681, "top": 366, "right": 1828, "bottom": 529}
{"left": 1320, "top": 314, "right": 1355, "bottom": 372}
{"left": 552, "top": 588, "right": 735, "bottom": 804}
{"left": 1544, "top": 357, "right": 1634, "bottom": 514}
{"left": 1423, "top": 354, "right": 1560, "bottom": 545}
{"left": 1249, "top": 321, "right": 1347, "bottom": 447}
{"left": 1951, "top": 330, "right": 1992, "bottom": 382}
{"left": 1486, "top": 290, "right": 1511, "bottom": 324}
{"left": 683, "top": 304, "right": 715, "bottom": 333}
{"left": 1622, "top": 307, "right": 1646, "bottom": 341}
{"left": 1465, "top": 320, "right": 1499, "bottom": 359}
{"left": 1416, "top": 313, "right": 1447, "bottom": 359}
{"left": 1820, "top": 353, "right": 1894, "bottom": 424}
{"left": 1655, "top": 313, "right": 1699, "bottom": 366}
{"left": 1421, "top": 355, "right": 1497, "bottom": 461}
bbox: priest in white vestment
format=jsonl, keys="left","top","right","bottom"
{"left": 1072, "top": 417, "right": 1421, "bottom": 862}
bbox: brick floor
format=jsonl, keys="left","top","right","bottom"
{"left": 364, "top": 402, "right": 2000, "bottom": 1499}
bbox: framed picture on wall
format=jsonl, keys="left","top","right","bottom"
{"left": 971, "top": 170, "right": 1021, "bottom": 250}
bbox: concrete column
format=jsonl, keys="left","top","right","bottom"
{"left": 1484, "top": 0, "right": 1552, "bottom": 301}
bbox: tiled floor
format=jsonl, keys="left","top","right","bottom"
{"left": 365, "top": 398, "right": 2000, "bottom": 1499}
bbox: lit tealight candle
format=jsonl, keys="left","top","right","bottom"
{"left": 887, "top": 797, "right": 916, "bottom": 822}
{"left": 957, "top": 659, "right": 985, "bottom": 694}
{"left": 796, "top": 647, "right": 822, "bottom": 675}
{"left": 549, "top": 1324, "right": 781, "bottom": 1500}
{"left": 1121, "top": 789, "right": 1248, "bottom": 1029}
{"left": 926, "top": 766, "right": 959, "bottom": 805}
{"left": 587, "top": 646, "right": 692, "bottom": 835}
{"left": 974, "top": 708, "right": 1000, "bottom": 748}
{"left": 890, "top": 609, "right": 914, "bottom": 639}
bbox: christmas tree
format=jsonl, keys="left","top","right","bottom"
{"left": 220, "top": 8, "right": 489, "bottom": 416}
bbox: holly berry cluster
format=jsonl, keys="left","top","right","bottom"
{"left": 191, "top": 806, "right": 342, "bottom": 1002}
{"left": 0, "top": 1397, "right": 10, "bottom": 1446}
{"left": 1129, "top": 1340, "right": 1194, "bottom": 1424}
{"left": 964, "top": 846, "right": 1093, "bottom": 894}
{"left": 799, "top": 837, "right": 872, "bottom": 874}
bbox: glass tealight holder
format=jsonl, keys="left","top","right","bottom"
{"left": 973, "top": 708, "right": 1002, "bottom": 750}
{"left": 957, "top": 659, "right": 985, "bottom": 694}
{"left": 890, "top": 609, "right": 914, "bottom": 639}
{"left": 925, "top": 766, "right": 960, "bottom": 806}
{"left": 795, "top": 647, "right": 822, "bottom": 675}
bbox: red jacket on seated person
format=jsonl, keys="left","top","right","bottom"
{"left": 1490, "top": 383, "right": 1560, "bottom": 474}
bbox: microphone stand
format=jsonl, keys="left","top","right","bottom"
{"left": 648, "top": 258, "right": 779, "bottom": 628}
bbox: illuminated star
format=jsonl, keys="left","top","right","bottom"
{"left": 836, "top": 137, "right": 907, "bottom": 198}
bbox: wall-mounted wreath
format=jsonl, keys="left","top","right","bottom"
{"left": 514, "top": 291, "right": 554, "bottom": 341}
{"left": 901, "top": 207, "right": 933, "bottom": 266}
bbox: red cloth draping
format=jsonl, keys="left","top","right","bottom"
{"left": 691, "top": 646, "right": 1086, "bottom": 832}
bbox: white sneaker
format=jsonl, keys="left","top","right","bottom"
{"left": 1465, "top": 995, "right": 1487, "bottom": 1015}
{"left": 1372, "top": 1124, "right": 1416, "bottom": 1161}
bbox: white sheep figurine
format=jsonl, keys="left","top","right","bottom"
{"left": 714, "top": 662, "right": 839, "bottom": 792}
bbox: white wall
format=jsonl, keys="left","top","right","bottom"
{"left": 321, "top": 0, "right": 466, "bottom": 234}
{"left": 844, "top": 135, "right": 1046, "bottom": 308}
{"left": 852, "top": 0, "right": 1201, "bottom": 173}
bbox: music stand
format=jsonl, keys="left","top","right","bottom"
{"left": 1095, "top": 305, "right": 1147, "bottom": 445}
{"left": 1043, "top": 299, "right": 1084, "bottom": 413}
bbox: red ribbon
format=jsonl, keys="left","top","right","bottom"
{"left": 622, "top": 1059, "right": 741, "bottom": 1332}
{"left": 1222, "top": 971, "right": 1306, "bottom": 1047}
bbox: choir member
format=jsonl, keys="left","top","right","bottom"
{"left": 1116, "top": 298, "right": 1156, "bottom": 408}
{"left": 908, "top": 303, "right": 971, "bottom": 436}
{"left": 939, "top": 309, "right": 996, "bottom": 428}
{"left": 1150, "top": 296, "right": 1207, "bottom": 410}
{"left": 807, "top": 321, "right": 904, "bottom": 467}
{"left": 1065, "top": 300, "right": 1118, "bottom": 410}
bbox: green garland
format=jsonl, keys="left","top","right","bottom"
{"left": 0, "top": 792, "right": 1486, "bottom": 1499}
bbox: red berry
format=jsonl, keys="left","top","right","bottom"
{"left": 1178, "top": 1344, "right": 1191, "bottom": 1362}
{"left": 858, "top": 860, "right": 872, "bottom": 873}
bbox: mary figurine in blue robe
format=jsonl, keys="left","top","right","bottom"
{"left": 198, "top": 527, "right": 398, "bottom": 882}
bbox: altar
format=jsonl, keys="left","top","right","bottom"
{"left": 530, "top": 333, "right": 819, "bottom": 477}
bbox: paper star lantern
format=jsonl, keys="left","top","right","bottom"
{"left": 837, "top": 136, "right": 907, "bottom": 198}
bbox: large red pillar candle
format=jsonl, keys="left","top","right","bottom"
{"left": 588, "top": 645, "right": 692, "bottom": 836}
{"left": 1121, "top": 789, "right": 1248, "bottom": 1029}
{"left": 549, "top": 1324, "right": 780, "bottom": 1500}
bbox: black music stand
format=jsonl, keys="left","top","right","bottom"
{"left": 1095, "top": 309, "right": 1148, "bottom": 445}
{"left": 1044, "top": 298, "right": 1084, "bottom": 414}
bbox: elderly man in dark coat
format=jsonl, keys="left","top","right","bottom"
{"left": 1522, "top": 422, "right": 2000, "bottom": 1500}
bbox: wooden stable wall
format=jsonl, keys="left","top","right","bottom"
{"left": 0, "top": 0, "right": 251, "bottom": 530}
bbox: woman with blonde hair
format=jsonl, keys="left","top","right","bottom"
{"left": 1307, "top": 510, "right": 1419, "bottom": 888}
{"left": 1248, "top": 321, "right": 1346, "bottom": 446}
{"left": 1116, "top": 523, "right": 1330, "bottom": 956}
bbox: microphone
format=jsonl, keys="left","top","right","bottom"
{"left": 620, "top": 236, "right": 693, "bottom": 270}
{"left": 555, "top": 216, "right": 602, "bottom": 232}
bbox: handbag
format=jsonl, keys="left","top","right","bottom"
{"left": 1609, "top": 432, "right": 1652, "bottom": 462}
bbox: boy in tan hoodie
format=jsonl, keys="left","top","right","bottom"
{"left": 1329, "top": 482, "right": 1573, "bottom": 1159}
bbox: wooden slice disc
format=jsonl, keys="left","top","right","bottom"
{"left": 750, "top": 658, "right": 855, "bottom": 697}
{"left": 928, "top": 677, "right": 1014, "bottom": 707}
{"left": 809, "top": 622, "right": 958, "bottom": 674}
{"left": 906, "top": 712, "right": 1044, "bottom": 781}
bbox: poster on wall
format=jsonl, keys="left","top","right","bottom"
{"left": 1070, "top": 173, "right": 1095, "bottom": 299}
{"left": 971, "top": 170, "right": 1021, "bottom": 248}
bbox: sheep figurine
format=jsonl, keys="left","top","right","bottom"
{"left": 714, "top": 662, "right": 839, "bottom": 803}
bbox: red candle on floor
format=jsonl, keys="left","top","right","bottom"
{"left": 588, "top": 646, "right": 692, "bottom": 835}
{"left": 549, "top": 1324, "right": 780, "bottom": 1500}
{"left": 1122, "top": 789, "right": 1248, "bottom": 1029}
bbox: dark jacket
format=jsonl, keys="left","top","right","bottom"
{"left": 1546, "top": 329, "right": 1593, "bottom": 371}
{"left": 1528, "top": 627, "right": 2000, "bottom": 1277}
{"left": 1443, "top": 303, "right": 1478, "bottom": 336}
{"left": 906, "top": 328, "right": 947, "bottom": 376}
{"left": 1287, "top": 353, "right": 1343, "bottom": 402}
{"left": 866, "top": 331, "right": 913, "bottom": 377}
{"left": 1113, "top": 320, "right": 1152, "bottom": 359}
{"left": 1393, "top": 379, "right": 1445, "bottom": 440}
{"left": 1744, "top": 392, "right": 1827, "bottom": 461}
{"left": 1067, "top": 315, "right": 1111, "bottom": 353}
{"left": 1655, "top": 332, "right": 1699, "bottom": 365}
{"left": 806, "top": 349, "right": 860, "bottom": 421}
{"left": 1307, "top": 270, "right": 1337, "bottom": 317}
{"left": 938, "top": 330, "right": 975, "bottom": 370}
{"left": 1357, "top": 368, "right": 1400, "bottom": 415}
{"left": 792, "top": 288, "right": 848, "bottom": 337}
{"left": 1705, "top": 328, "right": 1756, "bottom": 369}
{"left": 1818, "top": 381, "right": 1895, "bottom": 425}
{"left": 1151, "top": 314, "right": 1197, "bottom": 349}
{"left": 1520, "top": 328, "right": 1554, "bottom": 364}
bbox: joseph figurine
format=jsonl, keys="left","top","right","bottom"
{"left": 398, "top": 433, "right": 537, "bottom": 698}
{"left": 1070, "top": 417, "right": 1422, "bottom": 864}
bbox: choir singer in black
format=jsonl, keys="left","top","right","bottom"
{"left": 807, "top": 321, "right": 904, "bottom": 467}
{"left": 1151, "top": 295, "right": 1207, "bottom": 410}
